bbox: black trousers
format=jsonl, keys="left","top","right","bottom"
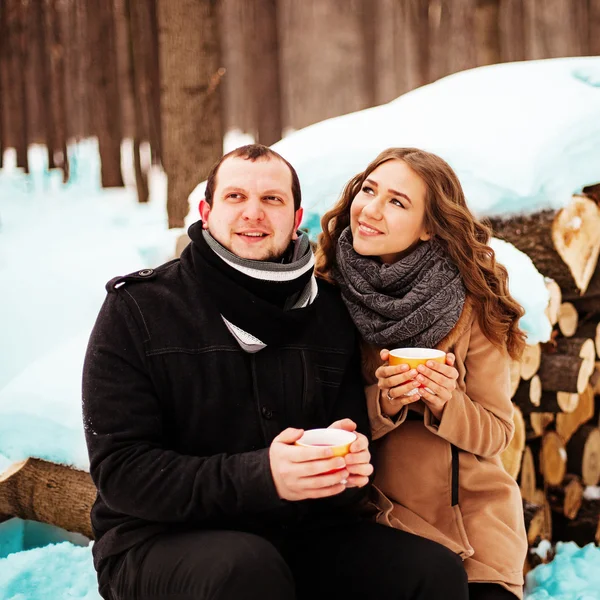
{"left": 104, "top": 521, "right": 469, "bottom": 600}
{"left": 469, "top": 583, "right": 518, "bottom": 600}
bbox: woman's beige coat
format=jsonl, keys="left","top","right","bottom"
{"left": 363, "top": 299, "right": 527, "bottom": 598}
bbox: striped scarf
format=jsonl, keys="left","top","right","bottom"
{"left": 187, "top": 220, "right": 318, "bottom": 350}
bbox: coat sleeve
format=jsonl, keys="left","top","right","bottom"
{"left": 82, "top": 291, "right": 286, "bottom": 525}
{"left": 423, "top": 315, "right": 515, "bottom": 458}
{"left": 366, "top": 384, "right": 408, "bottom": 440}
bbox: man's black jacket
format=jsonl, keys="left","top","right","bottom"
{"left": 82, "top": 245, "right": 370, "bottom": 574}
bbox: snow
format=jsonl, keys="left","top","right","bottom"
{"left": 264, "top": 56, "right": 600, "bottom": 224}
{"left": 2, "top": 57, "right": 600, "bottom": 598}
{"left": 525, "top": 542, "right": 600, "bottom": 599}
{"left": 0, "top": 542, "right": 100, "bottom": 600}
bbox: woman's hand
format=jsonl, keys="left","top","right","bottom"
{"left": 376, "top": 350, "right": 459, "bottom": 420}
{"left": 413, "top": 353, "right": 459, "bottom": 421}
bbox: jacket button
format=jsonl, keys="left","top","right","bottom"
{"left": 261, "top": 406, "right": 273, "bottom": 420}
{"left": 138, "top": 269, "right": 154, "bottom": 277}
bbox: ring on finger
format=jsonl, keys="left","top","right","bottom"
{"left": 386, "top": 388, "right": 394, "bottom": 402}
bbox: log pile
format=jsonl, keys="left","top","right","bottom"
{"left": 495, "top": 193, "right": 600, "bottom": 567}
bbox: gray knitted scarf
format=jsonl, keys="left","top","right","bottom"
{"left": 333, "top": 226, "right": 466, "bottom": 349}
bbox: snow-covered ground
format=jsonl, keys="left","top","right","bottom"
{"left": 2, "top": 57, "right": 600, "bottom": 599}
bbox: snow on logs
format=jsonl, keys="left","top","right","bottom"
{"left": 488, "top": 195, "right": 600, "bottom": 297}
{"left": 496, "top": 191, "right": 600, "bottom": 550}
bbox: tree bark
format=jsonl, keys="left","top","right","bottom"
{"left": 590, "top": 0, "right": 600, "bottom": 56}
{"left": 566, "top": 424, "right": 600, "bottom": 486}
{"left": 512, "top": 376, "right": 542, "bottom": 415}
{"left": 46, "top": 0, "right": 70, "bottom": 182}
{"left": 403, "top": 0, "right": 430, "bottom": 91}
{"left": 251, "top": 0, "right": 282, "bottom": 145}
{"left": 475, "top": 0, "right": 500, "bottom": 66}
{"left": 564, "top": 265, "right": 600, "bottom": 317}
{"left": 445, "top": 0, "right": 477, "bottom": 74}
{"left": 524, "top": 0, "right": 587, "bottom": 59}
{"left": 158, "top": 0, "right": 224, "bottom": 228}
{"left": 125, "top": 0, "right": 150, "bottom": 203}
{"left": 498, "top": 0, "right": 525, "bottom": 62}
{"left": 279, "top": 0, "right": 370, "bottom": 131}
{"left": 537, "top": 353, "right": 589, "bottom": 394}
{"left": 5, "top": 0, "right": 29, "bottom": 172}
{"left": 0, "top": 458, "right": 95, "bottom": 539}
{"left": 88, "top": 0, "right": 124, "bottom": 187}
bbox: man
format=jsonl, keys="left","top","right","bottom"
{"left": 83, "top": 144, "right": 468, "bottom": 600}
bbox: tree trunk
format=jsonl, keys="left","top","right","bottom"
{"left": 475, "top": 0, "right": 500, "bottom": 66}
{"left": 5, "top": 0, "right": 29, "bottom": 172}
{"left": 158, "top": 0, "right": 224, "bottom": 228}
{"left": 0, "top": 458, "right": 95, "bottom": 539}
{"left": 590, "top": 0, "right": 600, "bottom": 56}
{"left": 0, "top": 0, "right": 6, "bottom": 168}
{"left": 498, "top": 0, "right": 525, "bottom": 62}
{"left": 47, "top": 0, "right": 70, "bottom": 182}
{"left": 88, "top": 0, "right": 124, "bottom": 187}
{"left": 125, "top": 0, "right": 149, "bottom": 203}
{"left": 524, "top": 0, "right": 587, "bottom": 59}
{"left": 445, "top": 0, "right": 477, "bottom": 74}
{"left": 279, "top": 0, "right": 370, "bottom": 131}
{"left": 251, "top": 0, "right": 282, "bottom": 145}
{"left": 113, "top": 0, "right": 135, "bottom": 142}
{"left": 489, "top": 196, "right": 600, "bottom": 297}
{"left": 403, "top": 0, "right": 430, "bottom": 91}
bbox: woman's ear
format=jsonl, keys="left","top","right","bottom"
{"left": 420, "top": 231, "right": 432, "bottom": 242}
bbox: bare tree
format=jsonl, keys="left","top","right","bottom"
{"left": 498, "top": 0, "right": 525, "bottom": 62}
{"left": 251, "top": 0, "right": 282, "bottom": 145}
{"left": 591, "top": 0, "right": 600, "bottom": 55}
{"left": 46, "top": 0, "right": 69, "bottom": 181}
{"left": 125, "top": 0, "right": 149, "bottom": 203}
{"left": 5, "top": 0, "right": 29, "bottom": 172}
{"left": 88, "top": 0, "right": 124, "bottom": 187}
{"left": 525, "top": 0, "right": 587, "bottom": 59}
{"left": 475, "top": 0, "right": 501, "bottom": 66}
{"left": 158, "top": 0, "right": 224, "bottom": 228}
{"left": 278, "top": 0, "right": 370, "bottom": 131}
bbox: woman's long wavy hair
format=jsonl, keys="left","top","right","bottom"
{"left": 316, "top": 148, "right": 526, "bottom": 360}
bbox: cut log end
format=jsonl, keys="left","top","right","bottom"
{"left": 557, "top": 302, "right": 579, "bottom": 337}
{"left": 544, "top": 278, "right": 562, "bottom": 326}
{"left": 521, "top": 344, "right": 542, "bottom": 381}
{"left": 541, "top": 431, "right": 567, "bottom": 486}
{"left": 552, "top": 195, "right": 600, "bottom": 294}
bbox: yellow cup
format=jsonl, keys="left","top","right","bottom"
{"left": 388, "top": 348, "right": 446, "bottom": 391}
{"left": 295, "top": 428, "right": 356, "bottom": 457}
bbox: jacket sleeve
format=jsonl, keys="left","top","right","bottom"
{"left": 82, "top": 291, "right": 286, "bottom": 525}
{"left": 423, "top": 315, "right": 515, "bottom": 458}
{"left": 366, "top": 384, "right": 408, "bottom": 440}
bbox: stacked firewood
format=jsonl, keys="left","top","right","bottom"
{"left": 494, "top": 191, "right": 600, "bottom": 568}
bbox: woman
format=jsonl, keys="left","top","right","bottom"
{"left": 316, "top": 148, "right": 528, "bottom": 600}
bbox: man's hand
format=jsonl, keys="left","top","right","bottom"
{"left": 328, "top": 419, "right": 373, "bottom": 488}
{"left": 269, "top": 428, "right": 349, "bottom": 501}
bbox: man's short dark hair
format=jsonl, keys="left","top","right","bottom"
{"left": 204, "top": 144, "right": 302, "bottom": 211}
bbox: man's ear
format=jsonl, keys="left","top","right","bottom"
{"left": 199, "top": 199, "right": 211, "bottom": 229}
{"left": 292, "top": 208, "right": 304, "bottom": 240}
